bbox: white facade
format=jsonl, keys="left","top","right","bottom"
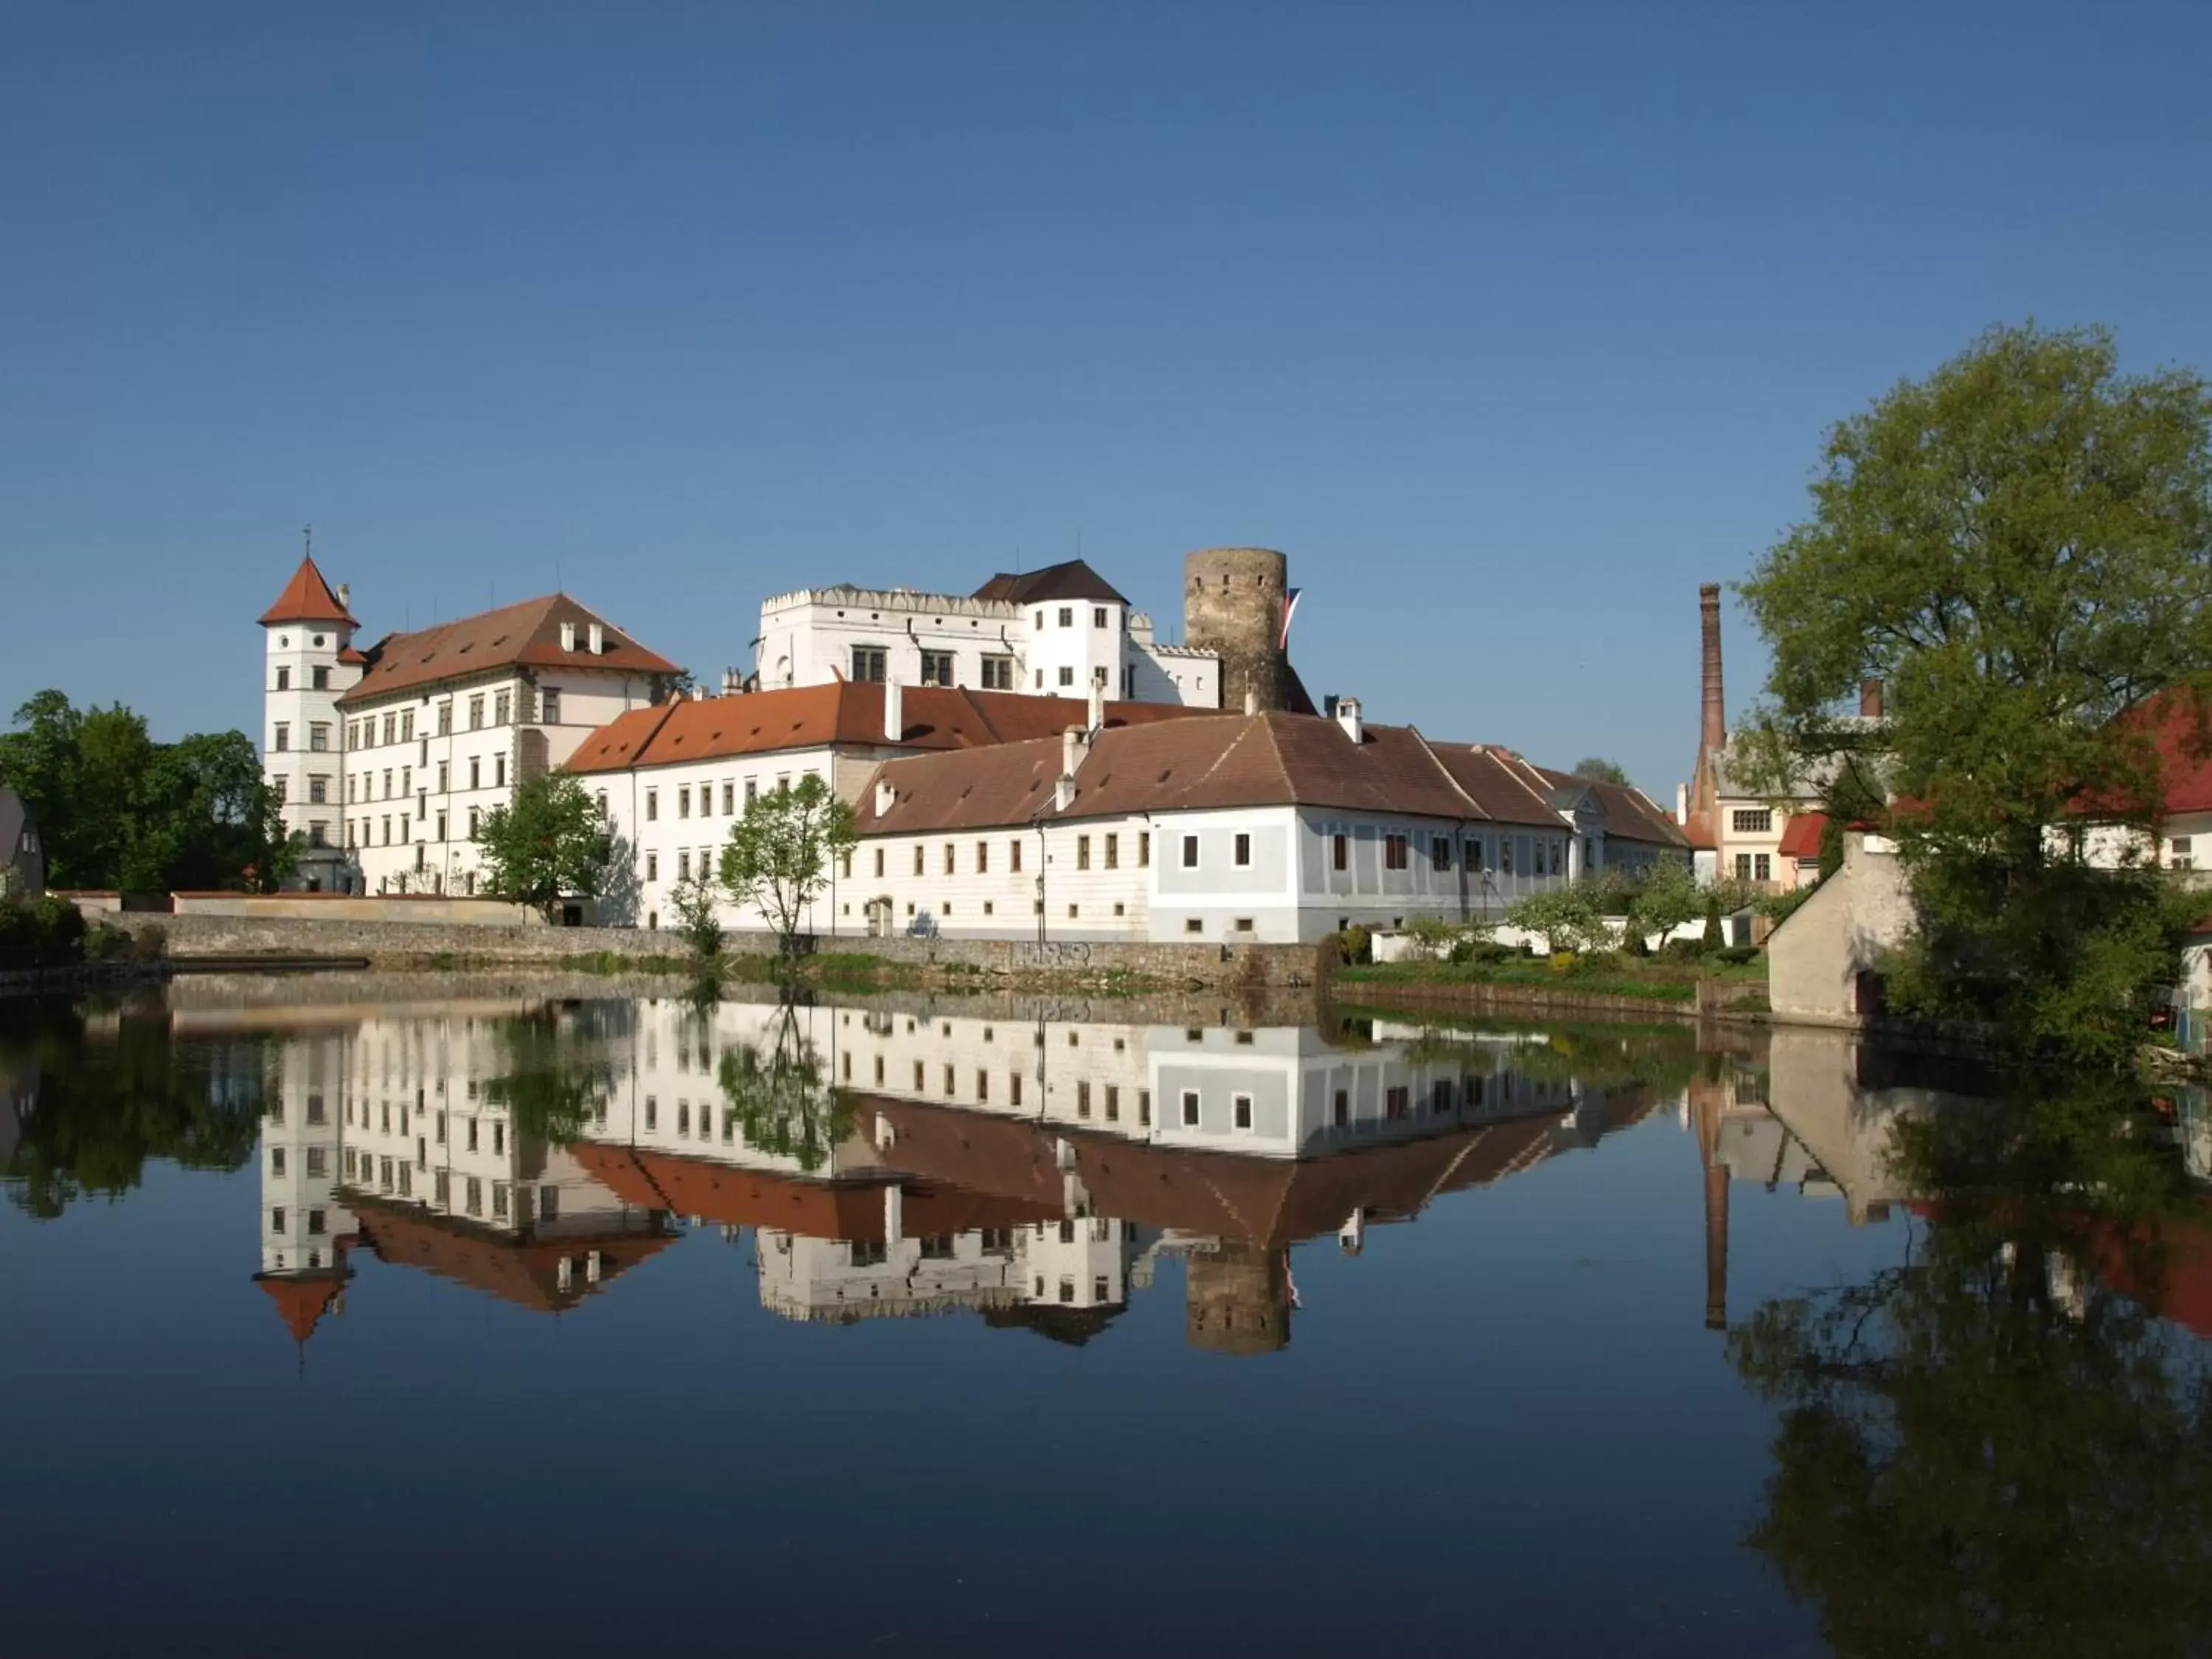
{"left": 261, "top": 619, "right": 363, "bottom": 888}
{"left": 755, "top": 582, "right": 1220, "bottom": 708}
{"left": 341, "top": 666, "right": 652, "bottom": 902}
{"left": 846, "top": 803, "right": 1584, "bottom": 945}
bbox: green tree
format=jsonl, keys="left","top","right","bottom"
{"left": 715, "top": 1003, "right": 852, "bottom": 1173}
{"left": 1731, "top": 1090, "right": 2212, "bottom": 1656}
{"left": 1571, "top": 757, "right": 1630, "bottom": 785}
{"left": 1739, "top": 323, "right": 2212, "bottom": 1065}
{"left": 717, "top": 773, "right": 856, "bottom": 956}
{"left": 475, "top": 773, "right": 613, "bottom": 921}
{"left": 667, "top": 871, "right": 724, "bottom": 960}
{"left": 1506, "top": 883, "right": 1614, "bottom": 954}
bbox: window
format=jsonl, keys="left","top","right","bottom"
{"left": 1501, "top": 838, "right": 1516, "bottom": 875}
{"left": 1077, "top": 835, "right": 1091, "bottom": 870}
{"left": 678, "top": 786, "right": 691, "bottom": 819}
{"left": 466, "top": 806, "right": 480, "bottom": 839}
{"left": 1093, "top": 607, "right": 1110, "bottom": 628}
{"left": 1077, "top": 1082, "right": 1091, "bottom": 1119}
{"left": 1755, "top": 853, "right": 1771, "bottom": 882}
{"left": 382, "top": 714, "right": 397, "bottom": 745}
{"left": 271, "top": 1146, "right": 287, "bottom": 1177}
{"left": 468, "top": 757, "right": 480, "bottom": 790}
{"left": 1057, "top": 667, "right": 1074, "bottom": 688}
{"left": 308, "top": 722, "right": 329, "bottom": 752}
{"left": 1234, "top": 832, "right": 1251, "bottom": 866}
{"left": 1034, "top": 669, "right": 1043, "bottom": 689}
{"left": 1332, "top": 832, "right": 1348, "bottom": 871}
{"left": 850, "top": 646, "right": 886, "bottom": 683}
{"left": 1384, "top": 834, "right": 1409, "bottom": 871}
{"left": 1233, "top": 1093, "right": 1253, "bottom": 1130}
{"left": 540, "top": 689, "right": 560, "bottom": 725}
{"left": 1466, "top": 835, "right": 1486, "bottom": 872}
{"left": 1432, "top": 835, "right": 1453, "bottom": 869}
{"left": 646, "top": 852, "right": 658, "bottom": 881}
{"left": 1333, "top": 1088, "right": 1349, "bottom": 1127}
{"left": 273, "top": 722, "right": 290, "bottom": 751}
{"left": 1138, "top": 1089, "right": 1151, "bottom": 1127}
{"left": 312, "top": 665, "right": 330, "bottom": 690}
{"left": 1138, "top": 832, "right": 1150, "bottom": 867}
{"left": 942, "top": 841, "right": 956, "bottom": 875}
{"left": 873, "top": 848, "right": 885, "bottom": 877}
{"left": 468, "top": 695, "right": 484, "bottom": 730}
{"left": 437, "top": 702, "right": 452, "bottom": 735}
{"left": 1185, "top": 917, "right": 1203, "bottom": 933}
{"left": 1234, "top": 917, "right": 1253, "bottom": 932}
{"left": 1009, "top": 840, "right": 1023, "bottom": 872}
{"left": 1731, "top": 808, "right": 1773, "bottom": 834}
{"left": 1181, "top": 1090, "right": 1200, "bottom": 1127}
{"left": 1734, "top": 853, "right": 1752, "bottom": 881}
{"left": 722, "top": 781, "right": 734, "bottom": 814}
{"left": 275, "top": 666, "right": 291, "bottom": 691}
{"left": 678, "top": 850, "right": 691, "bottom": 881}
{"left": 493, "top": 691, "right": 512, "bottom": 725}
{"left": 646, "top": 789, "right": 658, "bottom": 821}
{"left": 2174, "top": 836, "right": 2195, "bottom": 869}
{"left": 271, "top": 1207, "right": 286, "bottom": 1234}
{"left": 307, "top": 775, "right": 327, "bottom": 804}
{"left": 920, "top": 651, "right": 955, "bottom": 686}
{"left": 913, "top": 845, "right": 925, "bottom": 877}
{"left": 495, "top": 754, "right": 506, "bottom": 789}
{"left": 1057, "top": 606, "right": 1074, "bottom": 627}
{"left": 981, "top": 655, "right": 1013, "bottom": 690}
{"left": 1386, "top": 1085, "right": 1410, "bottom": 1121}
{"left": 1181, "top": 834, "right": 1199, "bottom": 869}
{"left": 400, "top": 710, "right": 414, "bottom": 742}
{"left": 1104, "top": 832, "right": 1118, "bottom": 869}
{"left": 745, "top": 779, "right": 758, "bottom": 807}
{"left": 1105, "top": 1085, "right": 1119, "bottom": 1122}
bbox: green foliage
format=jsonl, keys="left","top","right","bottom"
{"left": 667, "top": 872, "right": 724, "bottom": 960}
{"left": 1505, "top": 884, "right": 1615, "bottom": 954}
{"left": 715, "top": 1004, "right": 852, "bottom": 1173}
{"left": 0, "top": 894, "right": 88, "bottom": 969}
{"left": 1329, "top": 925, "right": 1372, "bottom": 966}
{"left": 1700, "top": 894, "right": 1723, "bottom": 950}
{"left": 475, "top": 773, "right": 613, "bottom": 921}
{"left": 1739, "top": 322, "right": 2212, "bottom": 1065}
{"left": 0, "top": 1005, "right": 265, "bottom": 1218}
{"left": 717, "top": 773, "right": 856, "bottom": 956}
{"left": 1730, "top": 1086, "right": 2212, "bottom": 1655}
{"left": 1570, "top": 757, "right": 1630, "bottom": 785}
{"left": 0, "top": 692, "right": 293, "bottom": 893}
{"left": 1754, "top": 883, "right": 1816, "bottom": 928}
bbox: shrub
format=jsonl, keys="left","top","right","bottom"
{"left": 0, "top": 895, "right": 88, "bottom": 970}
{"left": 1701, "top": 894, "right": 1724, "bottom": 951}
{"left": 1333, "top": 925, "right": 1373, "bottom": 966}
{"left": 1715, "top": 944, "right": 1762, "bottom": 966}
{"left": 1663, "top": 937, "right": 1711, "bottom": 962}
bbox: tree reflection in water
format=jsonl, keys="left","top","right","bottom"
{"left": 1731, "top": 1088, "right": 2212, "bottom": 1656}
{"left": 714, "top": 998, "right": 850, "bottom": 1175}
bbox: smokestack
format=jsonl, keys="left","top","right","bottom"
{"left": 1860, "top": 677, "right": 1884, "bottom": 719}
{"left": 1700, "top": 583, "right": 1725, "bottom": 762}
{"left": 883, "top": 678, "right": 904, "bottom": 743}
{"left": 1087, "top": 681, "right": 1105, "bottom": 732}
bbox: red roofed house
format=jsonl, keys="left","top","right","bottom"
{"left": 258, "top": 549, "right": 681, "bottom": 901}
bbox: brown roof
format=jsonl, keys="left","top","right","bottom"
{"left": 254, "top": 1267, "right": 349, "bottom": 1343}
{"left": 1527, "top": 765, "right": 1691, "bottom": 849}
{"left": 345, "top": 1192, "right": 678, "bottom": 1312}
{"left": 970, "top": 559, "right": 1130, "bottom": 607}
{"left": 563, "top": 683, "right": 1222, "bottom": 776}
{"left": 336, "top": 594, "right": 678, "bottom": 707}
{"left": 1424, "top": 745, "right": 1583, "bottom": 830}
{"left": 855, "top": 711, "right": 1537, "bottom": 834}
{"left": 259, "top": 555, "right": 358, "bottom": 628}
{"left": 568, "top": 1141, "right": 1057, "bottom": 1240}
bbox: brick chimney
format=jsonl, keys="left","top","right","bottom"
{"left": 1700, "top": 583, "right": 1725, "bottom": 762}
{"left": 1859, "top": 677, "right": 1884, "bottom": 719}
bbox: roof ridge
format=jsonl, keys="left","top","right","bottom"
{"left": 1403, "top": 723, "right": 1492, "bottom": 821}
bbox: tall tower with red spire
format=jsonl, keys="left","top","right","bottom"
{"left": 259, "top": 542, "right": 362, "bottom": 891}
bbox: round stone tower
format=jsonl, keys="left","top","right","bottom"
{"left": 1184, "top": 1240, "right": 1291, "bottom": 1355}
{"left": 1184, "top": 546, "right": 1295, "bottom": 714}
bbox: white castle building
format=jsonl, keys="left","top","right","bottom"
{"left": 753, "top": 558, "right": 1225, "bottom": 707}
{"left": 257, "top": 553, "right": 681, "bottom": 896}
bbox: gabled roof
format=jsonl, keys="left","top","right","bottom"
{"left": 345, "top": 1192, "right": 678, "bottom": 1312}
{"left": 1528, "top": 766, "right": 1691, "bottom": 849}
{"left": 563, "top": 684, "right": 1221, "bottom": 776}
{"left": 970, "top": 559, "right": 1130, "bottom": 608}
{"left": 336, "top": 594, "right": 679, "bottom": 706}
{"left": 258, "top": 555, "right": 358, "bottom": 628}
{"left": 254, "top": 1267, "right": 349, "bottom": 1343}
{"left": 2121, "top": 689, "right": 2212, "bottom": 816}
{"left": 1778, "top": 811, "right": 1828, "bottom": 860}
{"left": 855, "top": 711, "right": 1506, "bottom": 834}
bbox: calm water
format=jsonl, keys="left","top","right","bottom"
{"left": 6, "top": 978, "right": 2212, "bottom": 1658}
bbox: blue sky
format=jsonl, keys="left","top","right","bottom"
{"left": 5, "top": 1, "right": 2208, "bottom": 794}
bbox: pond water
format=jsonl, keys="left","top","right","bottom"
{"left": 5, "top": 978, "right": 2212, "bottom": 1657}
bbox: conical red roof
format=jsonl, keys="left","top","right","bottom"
{"left": 254, "top": 1270, "right": 347, "bottom": 1343}
{"left": 259, "top": 554, "right": 358, "bottom": 627}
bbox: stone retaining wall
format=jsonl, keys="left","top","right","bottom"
{"left": 109, "top": 912, "right": 1321, "bottom": 989}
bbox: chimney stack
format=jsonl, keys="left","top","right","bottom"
{"left": 588, "top": 622, "right": 605, "bottom": 655}
{"left": 1243, "top": 689, "right": 1257, "bottom": 716}
{"left": 335, "top": 582, "right": 350, "bottom": 611}
{"left": 1088, "top": 681, "right": 1105, "bottom": 732}
{"left": 720, "top": 668, "right": 740, "bottom": 697}
{"left": 1335, "top": 696, "right": 1363, "bottom": 745}
{"left": 883, "top": 678, "right": 904, "bottom": 743}
{"left": 1062, "top": 726, "right": 1082, "bottom": 779}
{"left": 874, "top": 776, "right": 895, "bottom": 817}
{"left": 560, "top": 621, "right": 577, "bottom": 653}
{"left": 1676, "top": 782, "right": 1689, "bottom": 826}
{"left": 1700, "top": 583, "right": 1725, "bottom": 762}
{"left": 1859, "top": 677, "right": 1884, "bottom": 719}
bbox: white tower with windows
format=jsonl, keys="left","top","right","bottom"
{"left": 259, "top": 549, "right": 363, "bottom": 891}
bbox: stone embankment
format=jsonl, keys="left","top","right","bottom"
{"left": 100, "top": 912, "right": 1321, "bottom": 992}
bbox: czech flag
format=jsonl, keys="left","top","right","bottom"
{"left": 1279, "top": 587, "right": 1303, "bottom": 651}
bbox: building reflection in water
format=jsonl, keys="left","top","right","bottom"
{"left": 220, "top": 992, "right": 1685, "bottom": 1354}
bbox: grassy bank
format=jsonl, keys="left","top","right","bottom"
{"left": 1337, "top": 953, "right": 1767, "bottom": 1008}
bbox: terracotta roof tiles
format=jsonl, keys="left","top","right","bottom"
{"left": 258, "top": 555, "right": 358, "bottom": 628}
{"left": 337, "top": 594, "right": 678, "bottom": 707}
{"left": 970, "top": 559, "right": 1130, "bottom": 607}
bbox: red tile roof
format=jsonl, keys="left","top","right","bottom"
{"left": 2132, "top": 690, "right": 2212, "bottom": 816}
{"left": 563, "top": 684, "right": 1222, "bottom": 776}
{"left": 345, "top": 1192, "right": 678, "bottom": 1312}
{"left": 1778, "top": 811, "right": 1828, "bottom": 860}
{"left": 258, "top": 555, "right": 358, "bottom": 628}
{"left": 337, "top": 594, "right": 679, "bottom": 707}
{"left": 855, "top": 712, "right": 1546, "bottom": 835}
{"left": 254, "top": 1267, "right": 349, "bottom": 1343}
{"left": 970, "top": 559, "right": 1130, "bottom": 607}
